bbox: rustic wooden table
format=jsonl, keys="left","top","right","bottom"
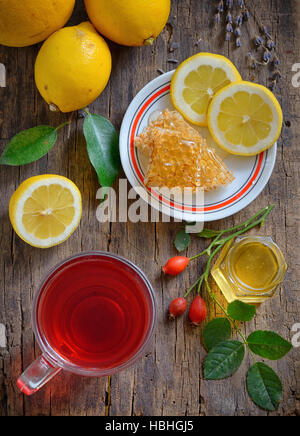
{"left": 0, "top": 0, "right": 299, "bottom": 416}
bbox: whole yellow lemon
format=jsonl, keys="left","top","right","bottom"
{"left": 84, "top": 0, "right": 171, "bottom": 46}
{"left": 34, "top": 22, "right": 112, "bottom": 113}
{"left": 0, "top": 0, "right": 75, "bottom": 47}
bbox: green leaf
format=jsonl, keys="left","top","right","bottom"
{"left": 198, "top": 228, "right": 221, "bottom": 239}
{"left": 203, "top": 318, "right": 232, "bottom": 351}
{"left": 204, "top": 340, "right": 245, "bottom": 380}
{"left": 83, "top": 113, "right": 120, "bottom": 189}
{"left": 174, "top": 229, "right": 191, "bottom": 252}
{"left": 247, "top": 330, "right": 293, "bottom": 360}
{"left": 246, "top": 362, "right": 282, "bottom": 411}
{"left": 227, "top": 300, "right": 256, "bottom": 322}
{"left": 0, "top": 126, "right": 57, "bottom": 166}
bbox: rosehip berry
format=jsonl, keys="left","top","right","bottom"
{"left": 189, "top": 296, "right": 207, "bottom": 325}
{"left": 169, "top": 298, "right": 187, "bottom": 319}
{"left": 162, "top": 256, "right": 190, "bottom": 276}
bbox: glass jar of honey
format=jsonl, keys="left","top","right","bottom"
{"left": 211, "top": 236, "right": 287, "bottom": 303}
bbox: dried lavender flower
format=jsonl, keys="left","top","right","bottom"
{"left": 243, "top": 9, "right": 251, "bottom": 20}
{"left": 273, "top": 55, "right": 280, "bottom": 66}
{"left": 236, "top": 37, "right": 242, "bottom": 47}
{"left": 263, "top": 49, "right": 272, "bottom": 64}
{"left": 226, "top": 12, "right": 233, "bottom": 23}
{"left": 169, "top": 42, "right": 180, "bottom": 53}
{"left": 235, "top": 14, "right": 243, "bottom": 26}
{"left": 266, "top": 38, "right": 276, "bottom": 50}
{"left": 212, "top": 0, "right": 280, "bottom": 92}
{"left": 254, "top": 35, "right": 264, "bottom": 46}
{"left": 217, "top": 1, "right": 224, "bottom": 13}
{"left": 260, "top": 25, "right": 271, "bottom": 38}
{"left": 225, "top": 32, "right": 232, "bottom": 41}
{"left": 214, "top": 12, "right": 221, "bottom": 26}
{"left": 226, "top": 0, "right": 233, "bottom": 9}
{"left": 226, "top": 23, "right": 234, "bottom": 33}
{"left": 260, "top": 25, "right": 268, "bottom": 34}
{"left": 235, "top": 26, "right": 242, "bottom": 37}
{"left": 273, "top": 70, "right": 282, "bottom": 80}
{"left": 78, "top": 110, "right": 86, "bottom": 119}
{"left": 269, "top": 80, "right": 277, "bottom": 91}
{"left": 248, "top": 52, "right": 258, "bottom": 69}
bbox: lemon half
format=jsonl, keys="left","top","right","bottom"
{"left": 171, "top": 53, "right": 242, "bottom": 126}
{"left": 207, "top": 81, "right": 283, "bottom": 156}
{"left": 9, "top": 175, "right": 82, "bottom": 248}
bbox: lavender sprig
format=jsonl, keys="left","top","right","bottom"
{"left": 212, "top": 0, "right": 281, "bottom": 91}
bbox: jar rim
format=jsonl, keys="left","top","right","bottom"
{"left": 226, "top": 236, "right": 287, "bottom": 294}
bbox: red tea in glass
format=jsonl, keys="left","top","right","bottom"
{"left": 17, "top": 252, "right": 156, "bottom": 395}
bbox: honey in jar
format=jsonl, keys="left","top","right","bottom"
{"left": 211, "top": 236, "right": 287, "bottom": 303}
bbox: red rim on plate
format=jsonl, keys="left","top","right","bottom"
{"left": 120, "top": 71, "right": 276, "bottom": 222}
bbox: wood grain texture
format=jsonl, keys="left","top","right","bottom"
{"left": 0, "top": 0, "right": 299, "bottom": 416}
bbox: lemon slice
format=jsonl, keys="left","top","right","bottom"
{"left": 9, "top": 175, "right": 82, "bottom": 248}
{"left": 207, "top": 81, "right": 283, "bottom": 156}
{"left": 171, "top": 53, "right": 242, "bottom": 126}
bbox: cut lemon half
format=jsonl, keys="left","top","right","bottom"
{"left": 9, "top": 175, "right": 82, "bottom": 248}
{"left": 171, "top": 53, "right": 242, "bottom": 126}
{"left": 207, "top": 81, "right": 283, "bottom": 156}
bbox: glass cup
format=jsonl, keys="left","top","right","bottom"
{"left": 17, "top": 251, "right": 156, "bottom": 395}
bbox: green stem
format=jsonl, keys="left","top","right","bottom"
{"left": 197, "top": 275, "right": 205, "bottom": 294}
{"left": 204, "top": 279, "right": 257, "bottom": 363}
{"left": 190, "top": 230, "right": 226, "bottom": 261}
{"left": 184, "top": 205, "right": 274, "bottom": 301}
{"left": 198, "top": 205, "right": 274, "bottom": 285}
{"left": 189, "top": 205, "right": 274, "bottom": 262}
{"left": 55, "top": 121, "right": 71, "bottom": 131}
{"left": 216, "top": 205, "right": 274, "bottom": 236}
{"left": 189, "top": 248, "right": 210, "bottom": 261}
{"left": 82, "top": 107, "right": 90, "bottom": 115}
{"left": 205, "top": 205, "right": 274, "bottom": 276}
{"left": 184, "top": 275, "right": 204, "bottom": 298}
{"left": 214, "top": 205, "right": 274, "bottom": 249}
{"left": 183, "top": 206, "right": 274, "bottom": 361}
{"left": 204, "top": 277, "right": 228, "bottom": 316}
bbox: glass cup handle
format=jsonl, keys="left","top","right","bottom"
{"left": 17, "top": 354, "right": 61, "bottom": 395}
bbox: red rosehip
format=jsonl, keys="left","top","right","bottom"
{"left": 189, "top": 296, "right": 207, "bottom": 325}
{"left": 169, "top": 298, "right": 187, "bottom": 319}
{"left": 162, "top": 256, "right": 190, "bottom": 276}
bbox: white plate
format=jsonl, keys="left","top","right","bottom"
{"left": 119, "top": 71, "right": 277, "bottom": 222}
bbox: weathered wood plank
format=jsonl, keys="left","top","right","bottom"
{"left": 0, "top": 0, "right": 299, "bottom": 416}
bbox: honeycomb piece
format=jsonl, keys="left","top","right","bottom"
{"left": 134, "top": 110, "right": 234, "bottom": 191}
{"left": 134, "top": 109, "right": 198, "bottom": 154}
